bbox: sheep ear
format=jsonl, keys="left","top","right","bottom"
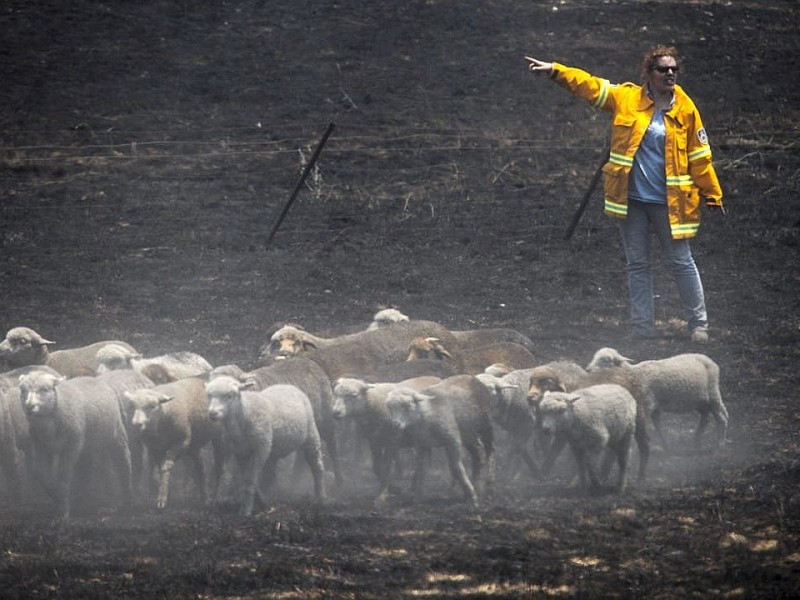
{"left": 555, "top": 380, "right": 567, "bottom": 393}
{"left": 566, "top": 394, "right": 581, "bottom": 405}
{"left": 431, "top": 340, "right": 452, "bottom": 359}
{"left": 238, "top": 380, "right": 256, "bottom": 390}
{"left": 158, "top": 395, "right": 174, "bottom": 405}
{"left": 302, "top": 339, "right": 318, "bottom": 351}
{"left": 37, "top": 338, "right": 56, "bottom": 347}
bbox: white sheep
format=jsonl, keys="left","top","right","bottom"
{"left": 586, "top": 347, "right": 728, "bottom": 450}
{"left": 123, "top": 377, "right": 225, "bottom": 509}
{"left": 209, "top": 357, "right": 342, "bottom": 486}
{"left": 0, "top": 326, "right": 137, "bottom": 377}
{"left": 331, "top": 375, "right": 441, "bottom": 503}
{"left": 18, "top": 369, "right": 143, "bottom": 520}
{"left": 385, "top": 374, "right": 495, "bottom": 509}
{"left": 205, "top": 376, "right": 325, "bottom": 516}
{"left": 525, "top": 361, "right": 651, "bottom": 482}
{"left": 0, "top": 365, "right": 61, "bottom": 501}
{"left": 96, "top": 343, "right": 213, "bottom": 383}
{"left": 538, "top": 384, "right": 637, "bottom": 493}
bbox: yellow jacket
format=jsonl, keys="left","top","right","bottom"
{"left": 551, "top": 63, "right": 724, "bottom": 239}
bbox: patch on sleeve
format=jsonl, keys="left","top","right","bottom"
{"left": 697, "top": 128, "right": 709, "bottom": 145}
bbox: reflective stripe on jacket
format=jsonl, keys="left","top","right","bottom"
{"left": 550, "top": 63, "right": 724, "bottom": 239}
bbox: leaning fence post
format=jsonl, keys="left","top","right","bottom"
{"left": 265, "top": 122, "right": 336, "bottom": 247}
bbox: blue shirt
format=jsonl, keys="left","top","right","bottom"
{"left": 629, "top": 108, "right": 667, "bottom": 204}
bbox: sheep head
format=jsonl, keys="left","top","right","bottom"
{"left": 0, "top": 327, "right": 55, "bottom": 367}
{"left": 587, "top": 347, "right": 633, "bottom": 371}
{"left": 406, "top": 337, "right": 452, "bottom": 361}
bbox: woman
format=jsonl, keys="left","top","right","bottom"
{"left": 526, "top": 47, "right": 725, "bottom": 343}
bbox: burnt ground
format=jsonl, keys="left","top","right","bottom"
{"left": 1, "top": 0, "right": 800, "bottom": 597}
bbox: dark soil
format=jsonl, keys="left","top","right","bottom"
{"left": 1, "top": 0, "right": 799, "bottom": 597}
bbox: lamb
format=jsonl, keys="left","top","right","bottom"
{"left": 586, "top": 347, "right": 728, "bottom": 449}
{"left": 525, "top": 361, "right": 650, "bottom": 481}
{"left": 385, "top": 374, "right": 495, "bottom": 509}
{"left": 18, "top": 369, "right": 144, "bottom": 520}
{"left": 538, "top": 384, "right": 637, "bottom": 493}
{"left": 205, "top": 376, "right": 325, "bottom": 516}
{"left": 331, "top": 375, "right": 441, "bottom": 503}
{"left": 96, "top": 343, "right": 213, "bottom": 382}
{"left": 0, "top": 326, "right": 137, "bottom": 378}
{"left": 407, "top": 336, "right": 537, "bottom": 375}
{"left": 209, "top": 357, "right": 342, "bottom": 486}
{"left": 261, "top": 320, "right": 465, "bottom": 380}
{"left": 0, "top": 365, "right": 61, "bottom": 501}
{"left": 123, "top": 378, "right": 225, "bottom": 509}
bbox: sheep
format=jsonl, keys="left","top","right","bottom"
{"left": 525, "top": 362, "right": 650, "bottom": 481}
{"left": 0, "top": 365, "right": 62, "bottom": 502}
{"left": 385, "top": 374, "right": 495, "bottom": 509}
{"left": 18, "top": 369, "right": 144, "bottom": 520}
{"left": 205, "top": 376, "right": 325, "bottom": 516}
{"left": 473, "top": 361, "right": 587, "bottom": 479}
{"left": 331, "top": 375, "right": 441, "bottom": 503}
{"left": 0, "top": 326, "right": 137, "bottom": 378}
{"left": 586, "top": 347, "right": 728, "bottom": 450}
{"left": 407, "top": 336, "right": 537, "bottom": 375}
{"left": 261, "top": 320, "right": 465, "bottom": 380}
{"left": 122, "top": 378, "right": 225, "bottom": 509}
{"left": 96, "top": 343, "right": 213, "bottom": 382}
{"left": 538, "top": 384, "right": 637, "bottom": 493}
{"left": 209, "top": 357, "right": 342, "bottom": 486}
{"left": 475, "top": 369, "right": 543, "bottom": 480}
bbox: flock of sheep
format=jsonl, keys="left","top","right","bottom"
{"left": 0, "top": 309, "right": 729, "bottom": 521}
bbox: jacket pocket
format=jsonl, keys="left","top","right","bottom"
{"left": 602, "top": 162, "right": 629, "bottom": 205}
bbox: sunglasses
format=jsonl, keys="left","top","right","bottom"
{"left": 652, "top": 65, "right": 679, "bottom": 74}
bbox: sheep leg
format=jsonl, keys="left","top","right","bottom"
{"left": 208, "top": 440, "right": 226, "bottom": 504}
{"left": 112, "top": 440, "right": 134, "bottom": 510}
{"left": 634, "top": 407, "right": 650, "bottom": 481}
{"left": 53, "top": 443, "right": 82, "bottom": 521}
{"left": 444, "top": 442, "right": 479, "bottom": 509}
{"left": 321, "top": 426, "right": 343, "bottom": 487}
{"left": 616, "top": 436, "right": 633, "bottom": 493}
{"left": 465, "top": 442, "right": 484, "bottom": 496}
{"left": 155, "top": 457, "right": 176, "bottom": 509}
{"left": 303, "top": 442, "right": 326, "bottom": 503}
{"left": 713, "top": 404, "right": 729, "bottom": 448}
{"left": 514, "top": 436, "right": 542, "bottom": 480}
{"left": 372, "top": 443, "right": 394, "bottom": 505}
{"left": 542, "top": 434, "right": 569, "bottom": 475}
{"left": 188, "top": 450, "right": 208, "bottom": 505}
{"left": 650, "top": 408, "right": 671, "bottom": 451}
{"left": 694, "top": 411, "right": 710, "bottom": 450}
{"left": 411, "top": 447, "right": 432, "bottom": 497}
{"left": 239, "top": 451, "right": 268, "bottom": 517}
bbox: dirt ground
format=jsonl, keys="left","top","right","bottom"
{"left": 1, "top": 0, "right": 799, "bottom": 597}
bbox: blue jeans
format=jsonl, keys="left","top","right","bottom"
{"left": 618, "top": 200, "right": 708, "bottom": 336}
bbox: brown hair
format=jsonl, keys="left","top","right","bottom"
{"left": 640, "top": 45, "right": 682, "bottom": 81}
